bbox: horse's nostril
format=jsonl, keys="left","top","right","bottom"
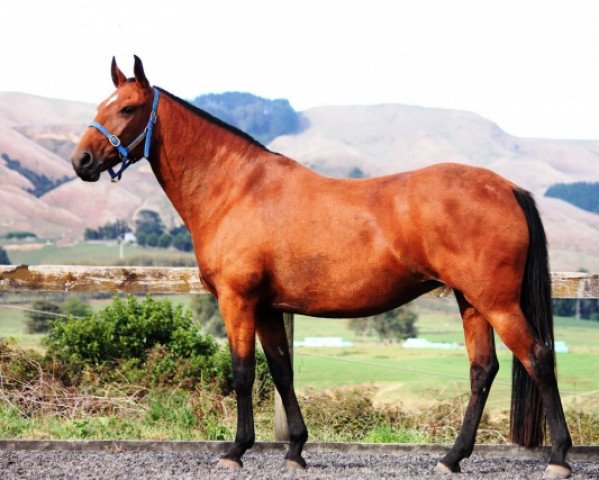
{"left": 80, "top": 152, "right": 92, "bottom": 167}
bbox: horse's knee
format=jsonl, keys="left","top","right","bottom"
{"left": 231, "top": 360, "right": 256, "bottom": 393}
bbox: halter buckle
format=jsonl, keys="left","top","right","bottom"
{"left": 109, "top": 135, "right": 121, "bottom": 147}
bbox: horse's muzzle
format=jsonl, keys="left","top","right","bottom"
{"left": 71, "top": 151, "right": 101, "bottom": 182}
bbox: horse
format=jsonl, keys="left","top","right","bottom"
{"left": 71, "top": 56, "right": 572, "bottom": 479}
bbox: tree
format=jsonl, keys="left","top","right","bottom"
{"left": 4, "top": 231, "right": 36, "bottom": 240}
{"left": 135, "top": 210, "right": 164, "bottom": 238}
{"left": 348, "top": 306, "right": 418, "bottom": 343}
{"left": 0, "top": 247, "right": 10, "bottom": 265}
{"left": 146, "top": 233, "right": 160, "bottom": 248}
{"left": 158, "top": 233, "right": 173, "bottom": 248}
{"left": 26, "top": 299, "right": 62, "bottom": 333}
{"left": 373, "top": 308, "right": 418, "bottom": 342}
{"left": 348, "top": 317, "right": 373, "bottom": 336}
{"left": 84, "top": 220, "right": 130, "bottom": 241}
{"left": 191, "top": 294, "right": 226, "bottom": 337}
{"left": 172, "top": 231, "right": 193, "bottom": 252}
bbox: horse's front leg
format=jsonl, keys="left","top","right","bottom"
{"left": 216, "top": 292, "right": 257, "bottom": 469}
{"left": 256, "top": 309, "right": 308, "bottom": 468}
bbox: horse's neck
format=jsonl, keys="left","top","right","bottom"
{"left": 149, "top": 94, "right": 280, "bottom": 230}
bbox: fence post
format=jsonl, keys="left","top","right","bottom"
{"left": 274, "top": 312, "right": 294, "bottom": 441}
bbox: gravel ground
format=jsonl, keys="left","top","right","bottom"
{"left": 0, "top": 450, "right": 597, "bottom": 480}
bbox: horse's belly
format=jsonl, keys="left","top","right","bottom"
{"left": 271, "top": 266, "right": 438, "bottom": 318}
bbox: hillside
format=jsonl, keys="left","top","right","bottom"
{"left": 269, "top": 105, "right": 599, "bottom": 270}
{"left": 1, "top": 92, "right": 599, "bottom": 271}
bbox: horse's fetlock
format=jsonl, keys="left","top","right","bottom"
{"left": 290, "top": 429, "right": 308, "bottom": 445}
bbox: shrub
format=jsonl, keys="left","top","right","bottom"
{"left": 26, "top": 300, "right": 62, "bottom": 333}
{"left": 45, "top": 295, "right": 272, "bottom": 396}
{"left": 46, "top": 295, "right": 216, "bottom": 365}
{"left": 60, "top": 296, "right": 92, "bottom": 318}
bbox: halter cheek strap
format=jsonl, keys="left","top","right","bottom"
{"left": 89, "top": 87, "right": 160, "bottom": 182}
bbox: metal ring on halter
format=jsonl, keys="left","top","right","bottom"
{"left": 109, "top": 135, "right": 121, "bottom": 147}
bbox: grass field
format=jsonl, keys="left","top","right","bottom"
{"left": 2, "top": 294, "right": 598, "bottom": 414}
{"left": 6, "top": 242, "right": 196, "bottom": 266}
{"left": 292, "top": 306, "right": 599, "bottom": 412}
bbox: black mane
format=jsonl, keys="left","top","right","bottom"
{"left": 155, "top": 87, "right": 271, "bottom": 152}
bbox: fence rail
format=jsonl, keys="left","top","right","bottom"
{"left": 1, "top": 265, "right": 598, "bottom": 298}
{"left": 1, "top": 264, "right": 598, "bottom": 441}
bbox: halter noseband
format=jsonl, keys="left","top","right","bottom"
{"left": 89, "top": 87, "right": 160, "bottom": 182}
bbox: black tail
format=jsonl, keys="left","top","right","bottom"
{"left": 510, "top": 188, "right": 554, "bottom": 447}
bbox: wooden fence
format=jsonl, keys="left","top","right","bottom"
{"left": 1, "top": 264, "right": 598, "bottom": 440}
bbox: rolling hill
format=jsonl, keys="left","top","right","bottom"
{"left": 1, "top": 92, "right": 599, "bottom": 271}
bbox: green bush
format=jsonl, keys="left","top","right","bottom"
{"left": 44, "top": 295, "right": 272, "bottom": 396}
{"left": 60, "top": 296, "right": 92, "bottom": 318}
{"left": 46, "top": 295, "right": 216, "bottom": 365}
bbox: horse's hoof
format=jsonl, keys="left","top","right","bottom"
{"left": 436, "top": 461, "right": 460, "bottom": 474}
{"left": 285, "top": 458, "right": 307, "bottom": 469}
{"left": 216, "top": 458, "right": 242, "bottom": 469}
{"left": 543, "top": 464, "right": 572, "bottom": 480}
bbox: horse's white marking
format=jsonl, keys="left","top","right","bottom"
{"left": 105, "top": 93, "right": 119, "bottom": 107}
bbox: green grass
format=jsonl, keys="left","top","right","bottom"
{"left": 7, "top": 242, "right": 195, "bottom": 266}
{"left": 0, "top": 303, "right": 45, "bottom": 348}
{"left": 292, "top": 308, "right": 599, "bottom": 412}
{"left": 0, "top": 391, "right": 236, "bottom": 441}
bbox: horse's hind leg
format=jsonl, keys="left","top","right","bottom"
{"left": 437, "top": 292, "right": 499, "bottom": 474}
{"left": 256, "top": 309, "right": 308, "bottom": 469}
{"left": 485, "top": 304, "right": 572, "bottom": 479}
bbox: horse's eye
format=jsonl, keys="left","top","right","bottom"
{"left": 121, "top": 106, "right": 136, "bottom": 115}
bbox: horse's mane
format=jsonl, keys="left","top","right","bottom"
{"left": 155, "top": 87, "right": 272, "bottom": 152}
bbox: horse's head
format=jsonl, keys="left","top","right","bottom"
{"left": 71, "top": 56, "right": 156, "bottom": 182}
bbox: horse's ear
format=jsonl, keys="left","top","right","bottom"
{"left": 133, "top": 55, "right": 149, "bottom": 88}
{"left": 111, "top": 57, "right": 126, "bottom": 88}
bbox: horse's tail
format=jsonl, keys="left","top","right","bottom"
{"left": 509, "top": 188, "right": 554, "bottom": 447}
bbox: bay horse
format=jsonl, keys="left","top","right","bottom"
{"left": 71, "top": 56, "right": 572, "bottom": 478}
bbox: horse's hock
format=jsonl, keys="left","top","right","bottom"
{"left": 1, "top": 264, "right": 598, "bottom": 442}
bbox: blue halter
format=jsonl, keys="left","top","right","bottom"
{"left": 89, "top": 87, "right": 160, "bottom": 182}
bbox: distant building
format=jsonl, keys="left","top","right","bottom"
{"left": 402, "top": 338, "right": 463, "bottom": 350}
{"left": 294, "top": 337, "right": 353, "bottom": 348}
{"left": 122, "top": 232, "right": 137, "bottom": 244}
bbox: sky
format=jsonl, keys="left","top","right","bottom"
{"left": 2, "top": 0, "right": 599, "bottom": 139}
